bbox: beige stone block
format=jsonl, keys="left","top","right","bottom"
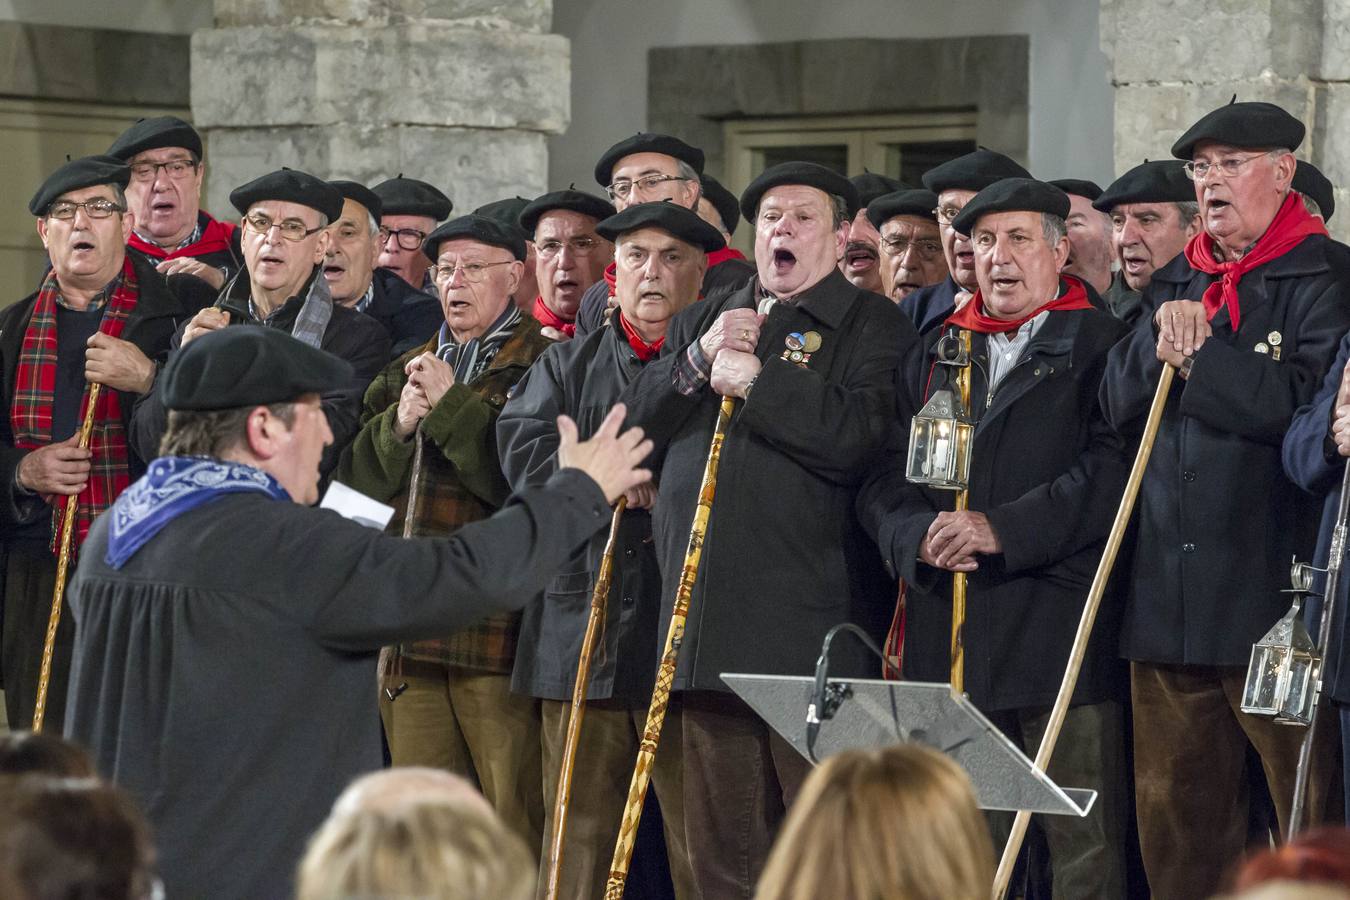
{"left": 214, "top": 0, "right": 551, "bottom": 31}
{"left": 1312, "top": 83, "right": 1350, "bottom": 189}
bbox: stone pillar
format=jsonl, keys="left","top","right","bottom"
{"left": 1100, "top": 0, "right": 1349, "bottom": 241}
{"left": 191, "top": 1, "right": 569, "bottom": 218}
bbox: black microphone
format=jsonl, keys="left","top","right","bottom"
{"left": 806, "top": 622, "right": 885, "bottom": 762}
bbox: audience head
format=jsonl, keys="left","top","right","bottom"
{"left": 107, "top": 115, "right": 205, "bottom": 249}
{"left": 922, "top": 148, "right": 1032, "bottom": 292}
{"left": 1048, "top": 179, "right": 1113, "bottom": 295}
{"left": 31, "top": 156, "right": 134, "bottom": 296}
{"left": 1095, "top": 159, "right": 1201, "bottom": 291}
{"left": 595, "top": 133, "right": 704, "bottom": 212}
{"left": 230, "top": 169, "right": 342, "bottom": 303}
{"left": 0, "top": 731, "right": 94, "bottom": 777}
{"left": 323, "top": 180, "right": 384, "bottom": 307}
{"left": 843, "top": 172, "right": 906, "bottom": 294}
{"left": 1229, "top": 827, "right": 1350, "bottom": 896}
{"left": 422, "top": 215, "right": 526, "bottom": 342}
{"left": 742, "top": 162, "right": 858, "bottom": 300}
{"left": 373, "top": 175, "right": 453, "bottom": 289}
{"left": 867, "top": 188, "right": 945, "bottom": 302}
{"left": 519, "top": 189, "right": 616, "bottom": 323}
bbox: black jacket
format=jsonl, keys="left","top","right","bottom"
{"left": 364, "top": 268, "right": 442, "bottom": 357}
{"left": 497, "top": 314, "right": 662, "bottom": 704}
{"left": 1101, "top": 235, "right": 1350, "bottom": 666}
{"left": 857, "top": 305, "right": 1131, "bottom": 711}
{"left": 620, "top": 271, "right": 918, "bottom": 692}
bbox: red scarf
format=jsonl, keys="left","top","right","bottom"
{"left": 1183, "top": 191, "right": 1328, "bottom": 331}
{"left": 601, "top": 248, "right": 746, "bottom": 298}
{"left": 603, "top": 262, "right": 618, "bottom": 297}
{"left": 532, "top": 295, "right": 575, "bottom": 337}
{"left": 618, "top": 312, "right": 665, "bottom": 362}
{"left": 11, "top": 256, "right": 139, "bottom": 550}
{"left": 127, "top": 213, "right": 236, "bottom": 262}
{"left": 945, "top": 275, "right": 1094, "bottom": 334}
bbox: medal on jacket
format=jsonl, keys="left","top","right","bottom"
{"left": 782, "top": 331, "right": 822, "bottom": 367}
{"left": 1268, "top": 330, "right": 1283, "bottom": 360}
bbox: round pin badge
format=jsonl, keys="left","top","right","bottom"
{"left": 785, "top": 332, "right": 805, "bottom": 352}
{"left": 803, "top": 331, "right": 822, "bottom": 353}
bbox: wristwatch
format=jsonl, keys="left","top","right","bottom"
{"left": 1178, "top": 355, "right": 1195, "bottom": 380}
{"left": 743, "top": 375, "right": 758, "bottom": 399}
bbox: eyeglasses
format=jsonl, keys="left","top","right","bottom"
{"left": 1183, "top": 152, "right": 1276, "bottom": 181}
{"left": 47, "top": 199, "right": 125, "bottom": 221}
{"left": 536, "top": 236, "right": 603, "bottom": 258}
{"left": 430, "top": 259, "right": 513, "bottom": 284}
{"left": 880, "top": 235, "right": 943, "bottom": 260}
{"left": 606, "top": 174, "right": 688, "bottom": 201}
{"left": 933, "top": 205, "right": 965, "bottom": 226}
{"left": 378, "top": 226, "right": 428, "bottom": 251}
{"left": 243, "top": 212, "right": 323, "bottom": 242}
{"left": 128, "top": 158, "right": 199, "bottom": 182}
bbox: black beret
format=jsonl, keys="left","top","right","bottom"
{"left": 866, "top": 189, "right": 940, "bottom": 229}
{"left": 1293, "top": 160, "right": 1335, "bottom": 222}
{"left": 371, "top": 175, "right": 453, "bottom": 221}
{"left": 1093, "top": 160, "right": 1195, "bottom": 212}
{"left": 28, "top": 155, "right": 131, "bottom": 217}
{"left": 593, "top": 133, "right": 705, "bottom": 187}
{"left": 518, "top": 189, "right": 616, "bottom": 236}
{"left": 1171, "top": 99, "right": 1306, "bottom": 159}
{"left": 327, "top": 180, "right": 383, "bottom": 221}
{"left": 740, "top": 162, "right": 861, "bottom": 223}
{"left": 850, "top": 172, "right": 909, "bottom": 209}
{"left": 422, "top": 214, "right": 527, "bottom": 262}
{"left": 229, "top": 168, "right": 344, "bottom": 223}
{"left": 595, "top": 200, "right": 726, "bottom": 252}
{"left": 473, "top": 196, "right": 532, "bottom": 243}
{"left": 699, "top": 174, "right": 740, "bottom": 236}
{"left": 1047, "top": 179, "right": 1103, "bottom": 202}
{"left": 950, "top": 178, "right": 1070, "bottom": 236}
{"left": 922, "top": 148, "right": 1031, "bottom": 195}
{"left": 106, "top": 116, "right": 202, "bottom": 161}
{"left": 161, "top": 326, "right": 354, "bottom": 412}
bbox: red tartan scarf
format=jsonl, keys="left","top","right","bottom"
{"left": 127, "top": 213, "right": 235, "bottom": 262}
{"left": 617, "top": 312, "right": 665, "bottom": 362}
{"left": 1183, "top": 191, "right": 1328, "bottom": 331}
{"left": 945, "top": 275, "right": 1094, "bottom": 334}
{"left": 532, "top": 295, "right": 576, "bottom": 337}
{"left": 11, "top": 256, "right": 139, "bottom": 550}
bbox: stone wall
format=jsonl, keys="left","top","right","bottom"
{"left": 1101, "top": 0, "right": 1350, "bottom": 240}
{"left": 192, "top": 0, "right": 569, "bottom": 218}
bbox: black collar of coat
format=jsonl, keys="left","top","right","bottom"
{"left": 755, "top": 268, "right": 857, "bottom": 329}
{"left": 1152, "top": 232, "right": 1336, "bottom": 286}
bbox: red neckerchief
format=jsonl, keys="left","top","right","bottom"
{"left": 532, "top": 295, "right": 576, "bottom": 337}
{"left": 603, "top": 262, "right": 618, "bottom": 297}
{"left": 618, "top": 312, "right": 665, "bottom": 362}
{"left": 11, "top": 256, "right": 139, "bottom": 550}
{"left": 706, "top": 246, "right": 747, "bottom": 268}
{"left": 1183, "top": 191, "right": 1328, "bottom": 331}
{"left": 945, "top": 275, "right": 1094, "bottom": 334}
{"left": 127, "top": 212, "right": 236, "bottom": 262}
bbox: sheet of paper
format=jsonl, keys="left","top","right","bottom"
{"left": 320, "top": 481, "right": 396, "bottom": 531}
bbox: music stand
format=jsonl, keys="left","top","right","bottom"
{"left": 722, "top": 673, "right": 1095, "bottom": 816}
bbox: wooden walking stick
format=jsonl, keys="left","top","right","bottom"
{"left": 992, "top": 363, "right": 1175, "bottom": 899}
{"left": 32, "top": 381, "right": 102, "bottom": 732}
{"left": 951, "top": 329, "right": 973, "bottom": 694}
{"left": 544, "top": 496, "right": 627, "bottom": 900}
{"left": 603, "top": 395, "right": 735, "bottom": 900}
{"left": 380, "top": 421, "right": 427, "bottom": 703}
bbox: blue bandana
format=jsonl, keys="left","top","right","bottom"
{"left": 105, "top": 456, "right": 290, "bottom": 569}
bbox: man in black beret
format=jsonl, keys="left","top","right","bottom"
{"left": 335, "top": 213, "right": 554, "bottom": 850}
{"left": 866, "top": 188, "right": 947, "bottom": 303}
{"left": 574, "top": 134, "right": 754, "bottom": 337}
{"left": 373, "top": 175, "right": 453, "bottom": 293}
{"left": 63, "top": 324, "right": 654, "bottom": 900}
{"left": 518, "top": 189, "right": 616, "bottom": 341}
{"left": 1093, "top": 160, "right": 1201, "bottom": 328}
{"left": 697, "top": 173, "right": 742, "bottom": 244}
{"left": 1049, "top": 178, "right": 1115, "bottom": 300}
{"left": 619, "top": 160, "right": 917, "bottom": 897}
{"left": 497, "top": 201, "right": 724, "bottom": 898}
{"left": 324, "top": 180, "right": 440, "bottom": 357}
{"left": 0, "top": 155, "right": 213, "bottom": 730}
{"left": 841, "top": 171, "right": 906, "bottom": 294}
{"left": 904, "top": 148, "right": 1033, "bottom": 334}
{"left": 860, "top": 176, "right": 1131, "bottom": 898}
{"left": 1294, "top": 160, "right": 1336, "bottom": 222}
{"left": 106, "top": 116, "right": 244, "bottom": 291}
{"left": 475, "top": 196, "right": 539, "bottom": 311}
{"left": 128, "top": 168, "right": 390, "bottom": 483}
{"left": 1100, "top": 99, "right": 1350, "bottom": 898}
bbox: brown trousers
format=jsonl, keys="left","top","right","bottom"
{"left": 1131, "top": 661, "right": 1339, "bottom": 900}
{"left": 537, "top": 697, "right": 695, "bottom": 900}
{"left": 380, "top": 658, "right": 544, "bottom": 852}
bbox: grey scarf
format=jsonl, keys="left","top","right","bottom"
{"left": 435, "top": 304, "right": 521, "bottom": 384}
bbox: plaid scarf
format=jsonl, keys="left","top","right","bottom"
{"left": 436, "top": 304, "right": 522, "bottom": 383}
{"left": 11, "top": 256, "right": 139, "bottom": 550}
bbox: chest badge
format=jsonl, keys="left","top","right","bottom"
{"left": 1254, "top": 342, "right": 1270, "bottom": 355}
{"left": 782, "top": 331, "right": 821, "bottom": 368}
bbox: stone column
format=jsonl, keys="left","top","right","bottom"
{"left": 191, "top": 1, "right": 569, "bottom": 218}
{"left": 1101, "top": 0, "right": 1349, "bottom": 240}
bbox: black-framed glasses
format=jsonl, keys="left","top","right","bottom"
{"left": 1183, "top": 152, "right": 1275, "bottom": 181}
{"left": 606, "top": 174, "right": 688, "bottom": 201}
{"left": 243, "top": 212, "right": 323, "bottom": 242}
{"left": 429, "top": 259, "right": 514, "bottom": 284}
{"left": 536, "top": 236, "right": 603, "bottom": 258}
{"left": 378, "top": 226, "right": 427, "bottom": 251}
{"left": 47, "top": 199, "right": 125, "bottom": 221}
{"left": 128, "top": 158, "right": 199, "bottom": 182}
{"left": 880, "top": 235, "right": 943, "bottom": 260}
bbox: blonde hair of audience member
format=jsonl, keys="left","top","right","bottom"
{"left": 297, "top": 768, "right": 533, "bottom": 900}
{"left": 753, "top": 744, "right": 994, "bottom": 900}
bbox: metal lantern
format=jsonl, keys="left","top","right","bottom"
{"left": 1241, "top": 561, "right": 1320, "bottom": 725}
{"left": 906, "top": 333, "right": 974, "bottom": 491}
